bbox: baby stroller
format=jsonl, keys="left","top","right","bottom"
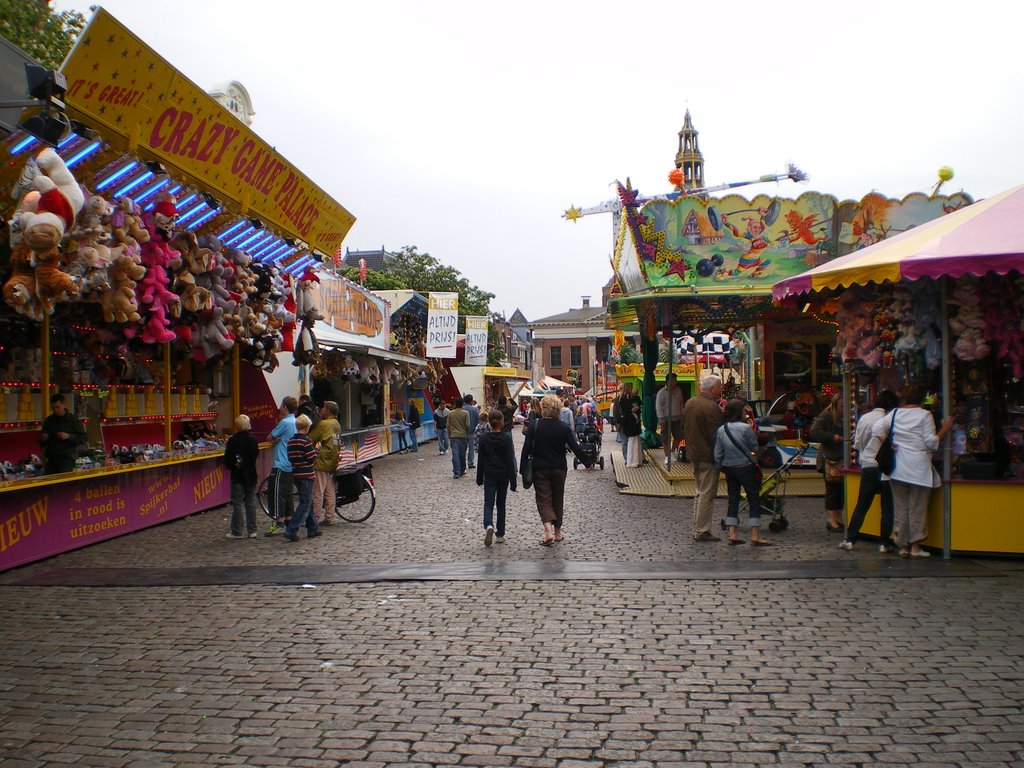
{"left": 720, "top": 442, "right": 809, "bottom": 532}
{"left": 573, "top": 424, "right": 605, "bottom": 470}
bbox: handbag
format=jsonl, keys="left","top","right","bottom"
{"left": 824, "top": 459, "right": 842, "bottom": 482}
{"left": 520, "top": 454, "right": 534, "bottom": 489}
{"left": 875, "top": 409, "right": 898, "bottom": 475}
{"left": 723, "top": 423, "right": 763, "bottom": 485}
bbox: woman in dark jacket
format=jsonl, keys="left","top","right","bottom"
{"left": 476, "top": 409, "right": 517, "bottom": 546}
{"left": 811, "top": 393, "right": 845, "bottom": 532}
{"left": 521, "top": 394, "right": 592, "bottom": 546}
{"left": 223, "top": 414, "right": 261, "bottom": 538}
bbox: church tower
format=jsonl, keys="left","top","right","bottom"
{"left": 674, "top": 109, "right": 704, "bottom": 191}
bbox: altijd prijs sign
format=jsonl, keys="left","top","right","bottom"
{"left": 60, "top": 8, "right": 355, "bottom": 256}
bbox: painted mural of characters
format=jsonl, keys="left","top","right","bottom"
{"left": 721, "top": 210, "right": 773, "bottom": 278}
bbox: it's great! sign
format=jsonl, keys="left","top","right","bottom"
{"left": 61, "top": 8, "right": 355, "bottom": 256}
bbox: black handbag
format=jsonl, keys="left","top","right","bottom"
{"left": 520, "top": 454, "right": 534, "bottom": 489}
{"left": 876, "top": 410, "right": 898, "bottom": 475}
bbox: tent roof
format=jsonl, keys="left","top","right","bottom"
{"left": 773, "top": 184, "right": 1024, "bottom": 299}
{"left": 541, "top": 375, "right": 575, "bottom": 389}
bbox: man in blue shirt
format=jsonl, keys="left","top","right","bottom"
{"left": 265, "top": 396, "right": 297, "bottom": 535}
{"left": 464, "top": 394, "right": 480, "bottom": 468}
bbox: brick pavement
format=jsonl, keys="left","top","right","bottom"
{"left": 1, "top": 429, "right": 1022, "bottom": 767}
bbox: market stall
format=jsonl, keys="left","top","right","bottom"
{"left": 0, "top": 9, "right": 354, "bottom": 571}
{"left": 773, "top": 183, "right": 1024, "bottom": 556}
{"left": 603, "top": 177, "right": 972, "bottom": 447}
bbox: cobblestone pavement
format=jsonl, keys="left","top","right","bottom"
{"left": 2, "top": 430, "right": 1023, "bottom": 767}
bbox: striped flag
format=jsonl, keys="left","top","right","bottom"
{"left": 359, "top": 257, "right": 367, "bottom": 284}
{"left": 338, "top": 436, "right": 357, "bottom": 467}
{"left": 333, "top": 243, "right": 343, "bottom": 268}
{"left": 361, "top": 429, "right": 382, "bottom": 459}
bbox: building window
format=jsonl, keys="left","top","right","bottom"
{"left": 570, "top": 345, "right": 582, "bottom": 367}
{"left": 550, "top": 346, "right": 562, "bottom": 367}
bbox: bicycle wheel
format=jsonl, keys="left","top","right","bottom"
{"left": 259, "top": 473, "right": 297, "bottom": 522}
{"left": 336, "top": 474, "right": 375, "bottom": 523}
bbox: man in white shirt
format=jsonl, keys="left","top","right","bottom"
{"left": 656, "top": 373, "right": 685, "bottom": 466}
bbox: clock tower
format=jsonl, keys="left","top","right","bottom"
{"left": 674, "top": 109, "right": 704, "bottom": 192}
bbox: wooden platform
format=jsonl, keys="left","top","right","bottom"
{"left": 612, "top": 449, "right": 825, "bottom": 498}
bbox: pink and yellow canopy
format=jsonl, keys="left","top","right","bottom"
{"left": 773, "top": 184, "right": 1024, "bottom": 300}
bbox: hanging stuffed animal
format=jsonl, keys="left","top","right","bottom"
{"left": 292, "top": 319, "right": 320, "bottom": 366}
{"left": 2, "top": 243, "right": 43, "bottom": 321}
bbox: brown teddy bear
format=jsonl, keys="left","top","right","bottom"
{"left": 2, "top": 243, "right": 43, "bottom": 321}
{"left": 100, "top": 248, "right": 146, "bottom": 324}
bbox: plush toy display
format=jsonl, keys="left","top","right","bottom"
{"left": 134, "top": 194, "right": 181, "bottom": 343}
{"left": 948, "top": 277, "right": 991, "bottom": 362}
{"left": 15, "top": 148, "right": 85, "bottom": 255}
{"left": 292, "top": 319, "right": 320, "bottom": 366}
{"left": 294, "top": 268, "right": 324, "bottom": 322}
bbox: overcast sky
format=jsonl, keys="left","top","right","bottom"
{"left": 57, "top": 0, "right": 1024, "bottom": 322}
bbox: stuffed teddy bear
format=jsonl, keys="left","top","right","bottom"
{"left": 71, "top": 193, "right": 113, "bottom": 243}
{"left": 110, "top": 197, "right": 151, "bottom": 251}
{"left": 34, "top": 246, "right": 80, "bottom": 314}
{"left": 100, "top": 247, "right": 146, "bottom": 324}
{"left": 65, "top": 240, "right": 112, "bottom": 301}
{"left": 2, "top": 243, "right": 43, "bottom": 321}
{"left": 192, "top": 305, "right": 235, "bottom": 362}
{"left": 340, "top": 353, "right": 360, "bottom": 381}
{"left": 14, "top": 147, "right": 85, "bottom": 256}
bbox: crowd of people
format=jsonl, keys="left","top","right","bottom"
{"left": 224, "top": 380, "right": 952, "bottom": 558}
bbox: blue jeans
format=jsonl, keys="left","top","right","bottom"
{"left": 268, "top": 468, "right": 294, "bottom": 522}
{"left": 450, "top": 438, "right": 468, "bottom": 477}
{"left": 483, "top": 478, "right": 508, "bottom": 536}
{"left": 408, "top": 426, "right": 418, "bottom": 452}
{"left": 436, "top": 428, "right": 449, "bottom": 454}
{"left": 723, "top": 463, "right": 761, "bottom": 528}
{"left": 846, "top": 467, "right": 894, "bottom": 544}
{"left": 285, "top": 476, "right": 318, "bottom": 537}
{"left": 395, "top": 429, "right": 408, "bottom": 451}
{"left": 467, "top": 433, "right": 477, "bottom": 466}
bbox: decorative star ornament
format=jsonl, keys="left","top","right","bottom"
{"left": 564, "top": 206, "right": 583, "bottom": 221}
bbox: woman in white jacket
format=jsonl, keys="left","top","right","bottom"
{"left": 864, "top": 385, "right": 953, "bottom": 558}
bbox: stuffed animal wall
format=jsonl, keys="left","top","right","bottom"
{"left": 99, "top": 248, "right": 146, "bottom": 324}
{"left": 2, "top": 243, "right": 43, "bottom": 321}
{"left": 135, "top": 194, "right": 181, "bottom": 343}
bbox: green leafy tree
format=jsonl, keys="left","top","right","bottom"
{"left": 486, "top": 319, "right": 506, "bottom": 366}
{"left": 339, "top": 266, "right": 406, "bottom": 292}
{"left": 617, "top": 342, "right": 640, "bottom": 365}
{"left": 0, "top": 0, "right": 86, "bottom": 70}
{"left": 384, "top": 245, "right": 494, "bottom": 321}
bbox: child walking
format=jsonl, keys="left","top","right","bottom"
{"left": 475, "top": 409, "right": 517, "bottom": 546}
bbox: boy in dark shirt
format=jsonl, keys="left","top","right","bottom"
{"left": 283, "top": 415, "right": 320, "bottom": 542}
{"left": 476, "top": 409, "right": 517, "bottom": 546}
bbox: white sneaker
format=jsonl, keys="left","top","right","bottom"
{"left": 225, "top": 533, "right": 244, "bottom": 539}
{"left": 484, "top": 526, "right": 494, "bottom": 547}
{"left": 248, "top": 532, "right": 259, "bottom": 539}
{"left": 838, "top": 540, "right": 854, "bottom": 551}
{"left": 663, "top": 456, "right": 671, "bottom": 466}
{"left": 495, "top": 536, "right": 505, "bottom": 544}
{"left": 878, "top": 544, "right": 891, "bottom": 553}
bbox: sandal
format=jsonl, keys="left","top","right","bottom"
{"left": 751, "top": 539, "right": 774, "bottom": 547}
{"left": 728, "top": 538, "right": 745, "bottom": 545}
{"left": 539, "top": 537, "right": 555, "bottom": 547}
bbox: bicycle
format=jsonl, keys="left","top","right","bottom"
{"left": 258, "top": 462, "right": 376, "bottom": 530}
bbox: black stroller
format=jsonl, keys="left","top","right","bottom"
{"left": 720, "top": 443, "right": 809, "bottom": 532}
{"left": 573, "top": 424, "right": 605, "bottom": 470}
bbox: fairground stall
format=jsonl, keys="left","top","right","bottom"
{"left": 307, "top": 285, "right": 431, "bottom": 457}
{"left": 0, "top": 9, "right": 355, "bottom": 571}
{"left": 601, "top": 175, "right": 972, "bottom": 450}
{"left": 773, "top": 184, "right": 1024, "bottom": 557}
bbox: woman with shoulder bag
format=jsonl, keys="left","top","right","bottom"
{"left": 811, "top": 393, "right": 846, "bottom": 532}
{"left": 714, "top": 399, "right": 772, "bottom": 546}
{"left": 864, "top": 385, "right": 953, "bottom": 558}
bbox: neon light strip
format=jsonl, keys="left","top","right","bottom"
{"left": 224, "top": 226, "right": 255, "bottom": 247}
{"left": 217, "top": 220, "right": 248, "bottom": 239}
{"left": 185, "top": 208, "right": 219, "bottom": 230}
{"left": 251, "top": 237, "right": 282, "bottom": 259}
{"left": 259, "top": 243, "right": 289, "bottom": 263}
{"left": 10, "top": 135, "right": 37, "bottom": 154}
{"left": 244, "top": 232, "right": 276, "bottom": 253}
{"left": 235, "top": 231, "right": 265, "bottom": 250}
{"left": 113, "top": 170, "right": 153, "bottom": 198}
{"left": 132, "top": 178, "right": 170, "bottom": 204}
{"left": 286, "top": 255, "right": 316, "bottom": 275}
{"left": 272, "top": 247, "right": 299, "bottom": 264}
{"left": 176, "top": 201, "right": 207, "bottom": 225}
{"left": 65, "top": 141, "right": 101, "bottom": 168}
{"left": 95, "top": 161, "right": 139, "bottom": 191}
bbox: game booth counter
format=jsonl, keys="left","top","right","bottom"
{"left": 773, "top": 183, "right": 1024, "bottom": 557}
{"left": 0, "top": 9, "right": 356, "bottom": 572}
{"left": 601, "top": 175, "right": 974, "bottom": 447}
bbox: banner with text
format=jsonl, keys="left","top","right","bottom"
{"left": 426, "top": 293, "right": 459, "bottom": 358}
{"left": 464, "top": 316, "right": 488, "bottom": 366}
{"left": 61, "top": 8, "right": 355, "bottom": 255}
